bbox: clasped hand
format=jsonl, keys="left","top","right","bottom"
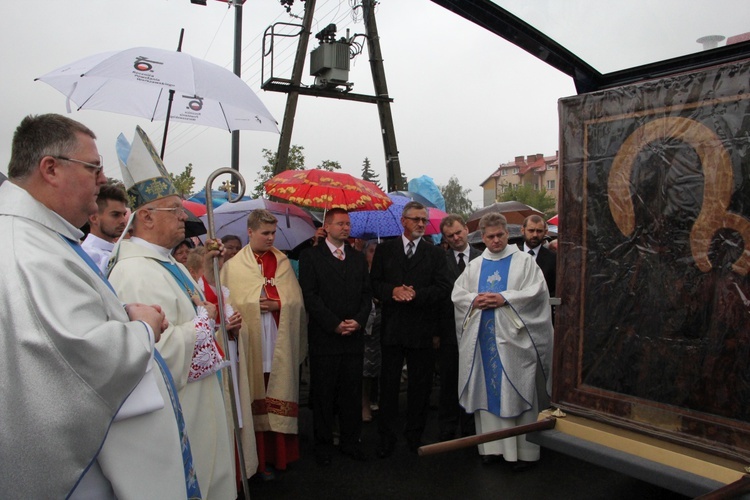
{"left": 335, "top": 319, "right": 360, "bottom": 336}
{"left": 472, "top": 292, "right": 506, "bottom": 310}
{"left": 392, "top": 285, "right": 415, "bottom": 302}
{"left": 126, "top": 303, "right": 169, "bottom": 342}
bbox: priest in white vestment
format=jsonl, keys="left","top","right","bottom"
{"left": 109, "top": 127, "right": 236, "bottom": 499}
{"left": 0, "top": 114, "right": 190, "bottom": 499}
{"left": 452, "top": 212, "right": 553, "bottom": 469}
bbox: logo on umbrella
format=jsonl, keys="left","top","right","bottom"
{"left": 133, "top": 56, "right": 163, "bottom": 72}
{"left": 184, "top": 95, "right": 204, "bottom": 112}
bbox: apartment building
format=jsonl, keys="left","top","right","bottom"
{"left": 479, "top": 152, "right": 559, "bottom": 207}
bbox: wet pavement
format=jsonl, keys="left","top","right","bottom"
{"left": 246, "top": 373, "right": 689, "bottom": 500}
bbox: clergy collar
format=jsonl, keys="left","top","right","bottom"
{"left": 129, "top": 236, "right": 172, "bottom": 259}
{"left": 482, "top": 244, "right": 519, "bottom": 261}
{"left": 84, "top": 233, "right": 115, "bottom": 251}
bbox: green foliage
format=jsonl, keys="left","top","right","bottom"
{"left": 169, "top": 163, "right": 196, "bottom": 198}
{"left": 360, "top": 157, "right": 382, "bottom": 189}
{"left": 498, "top": 183, "right": 557, "bottom": 217}
{"left": 440, "top": 176, "right": 474, "bottom": 220}
{"left": 316, "top": 159, "right": 342, "bottom": 171}
{"left": 252, "top": 145, "right": 306, "bottom": 198}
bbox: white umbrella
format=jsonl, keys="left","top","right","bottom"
{"left": 36, "top": 46, "right": 279, "bottom": 143}
{"left": 203, "top": 199, "right": 317, "bottom": 251}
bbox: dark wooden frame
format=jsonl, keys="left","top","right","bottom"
{"left": 553, "top": 58, "right": 750, "bottom": 463}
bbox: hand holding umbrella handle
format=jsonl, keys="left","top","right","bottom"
{"left": 204, "top": 168, "right": 250, "bottom": 498}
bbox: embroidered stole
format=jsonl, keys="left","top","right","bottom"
{"left": 478, "top": 256, "right": 511, "bottom": 417}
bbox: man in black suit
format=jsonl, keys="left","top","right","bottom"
{"left": 438, "top": 214, "right": 482, "bottom": 441}
{"left": 519, "top": 215, "right": 556, "bottom": 298}
{"left": 299, "top": 208, "right": 372, "bottom": 465}
{"left": 370, "top": 201, "right": 452, "bottom": 456}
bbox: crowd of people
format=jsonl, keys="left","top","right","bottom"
{"left": 0, "top": 113, "right": 557, "bottom": 498}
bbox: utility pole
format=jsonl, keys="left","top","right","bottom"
{"left": 273, "top": 0, "right": 317, "bottom": 175}
{"left": 263, "top": 0, "right": 402, "bottom": 190}
{"left": 362, "top": 0, "right": 403, "bottom": 191}
{"left": 230, "top": 0, "right": 243, "bottom": 192}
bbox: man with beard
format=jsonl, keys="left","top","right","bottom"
{"left": 518, "top": 215, "right": 556, "bottom": 297}
{"left": 370, "top": 201, "right": 452, "bottom": 457}
{"left": 81, "top": 183, "right": 129, "bottom": 273}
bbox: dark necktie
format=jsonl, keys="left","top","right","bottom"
{"left": 528, "top": 249, "right": 535, "bottom": 256}
{"left": 457, "top": 252, "right": 466, "bottom": 273}
{"left": 406, "top": 241, "right": 414, "bottom": 259}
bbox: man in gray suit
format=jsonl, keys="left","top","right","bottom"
{"left": 439, "top": 214, "right": 481, "bottom": 441}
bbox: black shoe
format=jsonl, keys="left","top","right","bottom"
{"left": 377, "top": 438, "right": 396, "bottom": 459}
{"left": 481, "top": 454, "right": 503, "bottom": 465}
{"left": 511, "top": 460, "right": 537, "bottom": 472}
{"left": 340, "top": 446, "right": 369, "bottom": 461}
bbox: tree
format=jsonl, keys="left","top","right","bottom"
{"left": 360, "top": 157, "right": 382, "bottom": 189}
{"left": 316, "top": 159, "right": 342, "bottom": 172}
{"left": 498, "top": 183, "right": 557, "bottom": 217}
{"left": 169, "top": 163, "right": 196, "bottom": 198}
{"left": 440, "top": 176, "right": 474, "bottom": 220}
{"left": 252, "top": 145, "right": 306, "bottom": 198}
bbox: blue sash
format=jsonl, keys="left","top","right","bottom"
{"left": 158, "top": 260, "right": 204, "bottom": 312}
{"left": 153, "top": 350, "right": 202, "bottom": 499}
{"left": 478, "top": 256, "right": 511, "bottom": 417}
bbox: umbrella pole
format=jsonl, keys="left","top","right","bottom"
{"left": 205, "top": 168, "right": 251, "bottom": 499}
{"left": 160, "top": 29, "right": 186, "bottom": 160}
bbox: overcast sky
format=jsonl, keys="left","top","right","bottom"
{"left": 0, "top": 0, "right": 575, "bottom": 207}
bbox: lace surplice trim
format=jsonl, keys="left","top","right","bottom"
{"left": 188, "top": 305, "right": 230, "bottom": 382}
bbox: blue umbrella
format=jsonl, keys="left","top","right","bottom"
{"left": 349, "top": 194, "right": 448, "bottom": 239}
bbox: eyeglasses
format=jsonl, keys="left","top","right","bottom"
{"left": 53, "top": 155, "right": 104, "bottom": 176}
{"left": 147, "top": 207, "right": 188, "bottom": 218}
{"left": 404, "top": 216, "right": 429, "bottom": 224}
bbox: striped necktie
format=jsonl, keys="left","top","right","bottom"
{"left": 406, "top": 241, "right": 414, "bottom": 259}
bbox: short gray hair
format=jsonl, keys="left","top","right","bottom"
{"left": 8, "top": 114, "right": 96, "bottom": 180}
{"left": 479, "top": 213, "right": 508, "bottom": 235}
{"left": 402, "top": 201, "right": 426, "bottom": 217}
